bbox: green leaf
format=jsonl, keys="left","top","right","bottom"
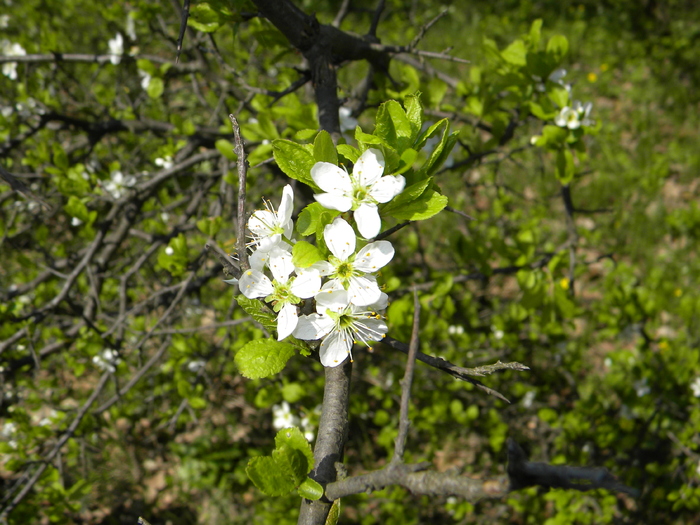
{"left": 528, "top": 19, "right": 543, "bottom": 47}
{"left": 297, "top": 202, "right": 339, "bottom": 237}
{"left": 292, "top": 240, "right": 324, "bottom": 268}
{"left": 337, "top": 144, "right": 361, "bottom": 163}
{"left": 64, "top": 196, "right": 89, "bottom": 221}
{"left": 215, "top": 139, "right": 237, "bottom": 161}
{"left": 325, "top": 500, "right": 341, "bottom": 525}
{"left": 274, "top": 427, "right": 314, "bottom": 471}
{"left": 298, "top": 478, "right": 323, "bottom": 500}
{"left": 273, "top": 443, "right": 308, "bottom": 485}
{"left": 196, "top": 216, "right": 222, "bottom": 237}
{"left": 246, "top": 456, "right": 297, "bottom": 496}
{"left": 381, "top": 177, "right": 431, "bottom": 216}
{"left": 389, "top": 188, "right": 447, "bottom": 221}
{"left": 555, "top": 148, "right": 575, "bottom": 184}
{"left": 375, "top": 100, "right": 413, "bottom": 153}
{"left": 313, "top": 130, "right": 337, "bottom": 165}
{"left": 234, "top": 295, "right": 276, "bottom": 331}
{"left": 546, "top": 35, "right": 569, "bottom": 62}
{"left": 146, "top": 77, "right": 164, "bottom": 99}
{"left": 272, "top": 139, "right": 316, "bottom": 187}
{"left": 501, "top": 39, "right": 527, "bottom": 66}
{"left": 234, "top": 339, "right": 296, "bottom": 379}
{"left": 403, "top": 93, "right": 423, "bottom": 140}
{"left": 548, "top": 86, "right": 569, "bottom": 109}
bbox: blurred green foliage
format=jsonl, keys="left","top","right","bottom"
{"left": 1, "top": 0, "right": 700, "bottom": 524}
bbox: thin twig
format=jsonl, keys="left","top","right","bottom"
{"left": 392, "top": 289, "right": 421, "bottom": 463}
{"left": 230, "top": 115, "right": 250, "bottom": 271}
{"left": 382, "top": 336, "right": 529, "bottom": 403}
{"left": 175, "top": 0, "right": 191, "bottom": 64}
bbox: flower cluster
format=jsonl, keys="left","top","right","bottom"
{"left": 231, "top": 149, "right": 404, "bottom": 367}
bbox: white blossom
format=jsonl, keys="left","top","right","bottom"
{"left": 103, "top": 170, "right": 136, "bottom": 199}
{"left": 312, "top": 217, "right": 393, "bottom": 306}
{"left": 108, "top": 33, "right": 124, "bottom": 65}
{"left": 339, "top": 106, "right": 358, "bottom": 133}
{"left": 311, "top": 148, "right": 405, "bottom": 239}
{"left": 1, "top": 39, "right": 26, "bottom": 80}
{"left": 239, "top": 246, "right": 321, "bottom": 340}
{"left": 294, "top": 289, "right": 388, "bottom": 367}
{"left": 272, "top": 401, "right": 300, "bottom": 430}
{"left": 691, "top": 377, "right": 700, "bottom": 398}
{"left": 93, "top": 349, "right": 121, "bottom": 373}
{"left": 555, "top": 100, "right": 593, "bottom": 129}
{"left": 248, "top": 184, "right": 294, "bottom": 252}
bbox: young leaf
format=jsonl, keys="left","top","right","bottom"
{"left": 272, "top": 139, "right": 316, "bottom": 187}
{"left": 274, "top": 427, "right": 315, "bottom": 470}
{"left": 235, "top": 295, "right": 277, "bottom": 331}
{"left": 273, "top": 444, "right": 308, "bottom": 485}
{"left": 501, "top": 39, "right": 527, "bottom": 66}
{"left": 298, "top": 478, "right": 323, "bottom": 500}
{"left": 313, "top": 130, "right": 338, "bottom": 165}
{"left": 292, "top": 241, "right": 324, "bottom": 268}
{"left": 546, "top": 35, "right": 569, "bottom": 62}
{"left": 246, "top": 456, "right": 297, "bottom": 496}
{"left": 234, "top": 339, "right": 296, "bottom": 379}
{"left": 403, "top": 93, "right": 423, "bottom": 140}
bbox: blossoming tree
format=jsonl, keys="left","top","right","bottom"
{"left": 7, "top": 1, "right": 698, "bottom": 524}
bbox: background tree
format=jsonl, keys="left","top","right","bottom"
{"left": 1, "top": 0, "right": 700, "bottom": 524}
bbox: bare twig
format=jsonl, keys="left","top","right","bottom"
{"left": 175, "top": 0, "right": 191, "bottom": 63}
{"left": 382, "top": 336, "right": 529, "bottom": 403}
{"left": 392, "top": 289, "right": 421, "bottom": 463}
{"left": 230, "top": 115, "right": 250, "bottom": 271}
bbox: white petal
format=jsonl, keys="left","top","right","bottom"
{"left": 360, "top": 317, "right": 389, "bottom": 341}
{"left": 316, "top": 287, "right": 350, "bottom": 313}
{"left": 355, "top": 203, "right": 381, "bottom": 239}
{"left": 347, "top": 275, "right": 381, "bottom": 306}
{"left": 324, "top": 218, "right": 356, "bottom": 261}
{"left": 309, "top": 260, "right": 334, "bottom": 276}
{"left": 314, "top": 192, "right": 353, "bottom": 212}
{"left": 223, "top": 278, "right": 239, "bottom": 286}
{"left": 320, "top": 331, "right": 352, "bottom": 367}
{"left": 249, "top": 210, "right": 276, "bottom": 236}
{"left": 294, "top": 313, "right": 334, "bottom": 340}
{"left": 268, "top": 249, "right": 294, "bottom": 283}
{"left": 278, "top": 184, "right": 294, "bottom": 224}
{"left": 290, "top": 270, "right": 321, "bottom": 298}
{"left": 370, "top": 292, "right": 389, "bottom": 311}
{"left": 249, "top": 249, "right": 269, "bottom": 271}
{"left": 369, "top": 175, "right": 405, "bottom": 203}
{"left": 239, "top": 269, "right": 274, "bottom": 298}
{"left": 311, "top": 163, "right": 353, "bottom": 194}
{"left": 276, "top": 303, "right": 298, "bottom": 340}
{"left": 354, "top": 240, "right": 394, "bottom": 272}
{"left": 354, "top": 149, "right": 385, "bottom": 187}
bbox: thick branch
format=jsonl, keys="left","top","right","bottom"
{"left": 298, "top": 360, "right": 352, "bottom": 525}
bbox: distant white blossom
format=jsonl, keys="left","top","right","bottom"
{"left": 691, "top": 377, "right": 700, "bottom": 397}
{"left": 108, "top": 33, "right": 124, "bottom": 65}
{"left": 272, "top": 401, "right": 300, "bottom": 430}
{"left": 126, "top": 15, "right": 137, "bottom": 40}
{"left": 103, "top": 170, "right": 136, "bottom": 199}
{"left": 93, "top": 349, "right": 121, "bottom": 373}
{"left": 339, "top": 106, "right": 358, "bottom": 133}
{"left": 555, "top": 100, "right": 593, "bottom": 130}
{"left": 1, "top": 39, "right": 26, "bottom": 79}
{"left": 155, "top": 156, "right": 173, "bottom": 169}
